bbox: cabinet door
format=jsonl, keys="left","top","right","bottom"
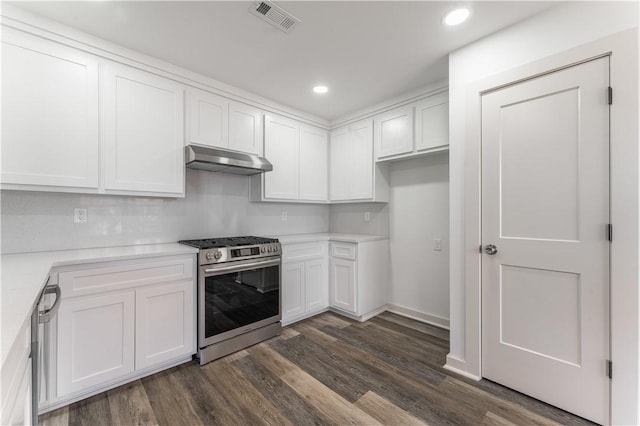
{"left": 374, "top": 106, "right": 414, "bottom": 159}
{"left": 329, "top": 127, "right": 350, "bottom": 201}
{"left": 1, "top": 29, "right": 99, "bottom": 189}
{"left": 102, "top": 63, "right": 184, "bottom": 195}
{"left": 282, "top": 262, "right": 306, "bottom": 321}
{"left": 264, "top": 115, "right": 299, "bottom": 199}
{"left": 349, "top": 120, "right": 374, "bottom": 200}
{"left": 299, "top": 125, "right": 328, "bottom": 201}
{"left": 186, "top": 88, "right": 229, "bottom": 149}
{"left": 229, "top": 102, "right": 263, "bottom": 155}
{"left": 415, "top": 96, "right": 449, "bottom": 152}
{"left": 330, "top": 258, "right": 357, "bottom": 313}
{"left": 135, "top": 281, "right": 195, "bottom": 370}
{"left": 305, "top": 258, "right": 328, "bottom": 312}
{"left": 57, "top": 292, "right": 135, "bottom": 398}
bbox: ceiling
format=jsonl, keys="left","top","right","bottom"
{"left": 11, "top": 1, "right": 560, "bottom": 121}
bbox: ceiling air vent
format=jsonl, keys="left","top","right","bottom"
{"left": 249, "top": 1, "right": 301, "bottom": 33}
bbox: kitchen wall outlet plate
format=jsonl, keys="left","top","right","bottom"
{"left": 281, "top": 211, "right": 288, "bottom": 221}
{"left": 434, "top": 238, "right": 442, "bottom": 251}
{"left": 74, "top": 208, "right": 87, "bottom": 224}
{"left": 364, "top": 212, "right": 371, "bottom": 222}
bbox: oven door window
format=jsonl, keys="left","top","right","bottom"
{"left": 204, "top": 264, "right": 279, "bottom": 339}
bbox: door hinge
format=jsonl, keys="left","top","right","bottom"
{"left": 607, "top": 224, "right": 613, "bottom": 242}
{"left": 607, "top": 360, "right": 613, "bottom": 379}
{"left": 608, "top": 86, "right": 613, "bottom": 105}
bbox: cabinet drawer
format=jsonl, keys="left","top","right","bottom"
{"left": 330, "top": 243, "right": 356, "bottom": 260}
{"left": 57, "top": 255, "right": 194, "bottom": 297}
{"left": 282, "top": 242, "right": 327, "bottom": 262}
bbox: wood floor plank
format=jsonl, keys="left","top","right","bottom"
{"left": 305, "top": 312, "right": 353, "bottom": 329}
{"left": 67, "top": 393, "right": 112, "bottom": 426}
{"left": 378, "top": 311, "right": 451, "bottom": 340}
{"left": 39, "top": 406, "right": 69, "bottom": 426}
{"left": 232, "top": 353, "right": 334, "bottom": 426}
{"left": 354, "top": 391, "right": 428, "bottom": 426}
{"left": 280, "top": 367, "right": 382, "bottom": 425}
{"left": 370, "top": 315, "right": 449, "bottom": 350}
{"left": 279, "top": 327, "right": 300, "bottom": 340}
{"left": 107, "top": 380, "right": 158, "bottom": 426}
{"left": 246, "top": 342, "right": 299, "bottom": 377}
{"left": 202, "top": 359, "right": 293, "bottom": 426}
{"left": 482, "top": 411, "right": 519, "bottom": 426}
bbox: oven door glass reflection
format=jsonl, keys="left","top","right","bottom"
{"left": 204, "top": 264, "right": 279, "bottom": 339}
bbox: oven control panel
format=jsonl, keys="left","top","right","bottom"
{"left": 200, "top": 243, "right": 281, "bottom": 265}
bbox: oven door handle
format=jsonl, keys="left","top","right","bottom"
{"left": 203, "top": 258, "right": 280, "bottom": 275}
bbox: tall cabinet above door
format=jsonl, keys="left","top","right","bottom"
{"left": 185, "top": 88, "right": 263, "bottom": 156}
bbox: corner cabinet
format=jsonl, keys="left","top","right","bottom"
{"left": 329, "top": 239, "right": 389, "bottom": 321}
{"left": 329, "top": 120, "right": 389, "bottom": 202}
{"left": 251, "top": 115, "right": 328, "bottom": 203}
{"left": 101, "top": 63, "right": 185, "bottom": 196}
{"left": 186, "top": 88, "right": 263, "bottom": 156}
{"left": 1, "top": 27, "right": 99, "bottom": 191}
{"left": 39, "top": 254, "right": 196, "bottom": 413}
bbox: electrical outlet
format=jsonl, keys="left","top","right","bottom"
{"left": 364, "top": 212, "right": 371, "bottom": 222}
{"left": 434, "top": 238, "right": 442, "bottom": 251}
{"left": 74, "top": 208, "right": 87, "bottom": 224}
{"left": 281, "top": 211, "right": 288, "bottom": 221}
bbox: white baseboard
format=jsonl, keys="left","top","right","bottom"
{"left": 444, "top": 354, "right": 481, "bottom": 381}
{"left": 386, "top": 304, "right": 450, "bottom": 330}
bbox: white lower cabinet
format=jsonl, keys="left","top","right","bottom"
{"left": 281, "top": 242, "right": 329, "bottom": 324}
{"left": 41, "top": 254, "right": 196, "bottom": 413}
{"left": 135, "top": 281, "right": 194, "bottom": 370}
{"left": 329, "top": 240, "right": 389, "bottom": 320}
{"left": 1, "top": 317, "right": 33, "bottom": 426}
{"left": 56, "top": 292, "right": 135, "bottom": 397}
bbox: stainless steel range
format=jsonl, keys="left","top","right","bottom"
{"left": 178, "top": 236, "right": 281, "bottom": 364}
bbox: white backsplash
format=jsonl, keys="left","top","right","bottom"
{"left": 1, "top": 169, "right": 329, "bottom": 254}
{"left": 329, "top": 203, "right": 390, "bottom": 236}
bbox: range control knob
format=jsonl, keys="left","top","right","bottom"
{"left": 205, "top": 252, "right": 214, "bottom": 261}
{"left": 260, "top": 246, "right": 266, "bottom": 253}
{"left": 213, "top": 251, "right": 222, "bottom": 260}
{"left": 267, "top": 246, "right": 272, "bottom": 253}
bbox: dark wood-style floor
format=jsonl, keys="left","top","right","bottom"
{"left": 40, "top": 312, "right": 593, "bottom": 426}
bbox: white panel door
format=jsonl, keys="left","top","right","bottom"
{"left": 186, "top": 88, "right": 229, "bottom": 149}
{"left": 135, "top": 281, "right": 194, "bottom": 370}
{"left": 56, "top": 292, "right": 135, "bottom": 398}
{"left": 1, "top": 29, "right": 99, "bottom": 188}
{"left": 305, "top": 259, "right": 328, "bottom": 312}
{"left": 229, "top": 102, "right": 263, "bottom": 155}
{"left": 329, "top": 128, "right": 350, "bottom": 201}
{"left": 299, "top": 124, "right": 328, "bottom": 201}
{"left": 102, "top": 63, "right": 184, "bottom": 195}
{"left": 330, "top": 258, "right": 356, "bottom": 313}
{"left": 282, "top": 262, "right": 305, "bottom": 321}
{"left": 481, "top": 58, "right": 610, "bottom": 424}
{"left": 349, "top": 120, "right": 374, "bottom": 200}
{"left": 374, "top": 106, "right": 413, "bottom": 159}
{"left": 264, "top": 115, "right": 299, "bottom": 199}
{"left": 415, "top": 95, "right": 449, "bottom": 152}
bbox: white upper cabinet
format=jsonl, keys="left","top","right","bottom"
{"left": 229, "top": 102, "right": 264, "bottom": 155}
{"left": 186, "top": 89, "right": 264, "bottom": 156}
{"left": 329, "top": 120, "right": 388, "bottom": 203}
{"left": 415, "top": 93, "right": 449, "bottom": 152}
{"left": 263, "top": 114, "right": 299, "bottom": 200}
{"left": 374, "top": 105, "right": 414, "bottom": 160}
{"left": 299, "top": 124, "right": 328, "bottom": 201}
{"left": 102, "top": 63, "right": 185, "bottom": 196}
{"left": 1, "top": 28, "right": 99, "bottom": 190}
{"left": 253, "top": 115, "right": 328, "bottom": 203}
{"left": 186, "top": 89, "right": 229, "bottom": 149}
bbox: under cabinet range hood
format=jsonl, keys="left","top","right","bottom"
{"left": 185, "top": 145, "right": 273, "bottom": 175}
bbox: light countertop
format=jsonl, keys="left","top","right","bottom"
{"left": 276, "top": 233, "right": 388, "bottom": 244}
{"left": 1, "top": 243, "right": 198, "bottom": 368}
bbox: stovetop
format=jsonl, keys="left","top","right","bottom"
{"left": 178, "top": 236, "right": 279, "bottom": 250}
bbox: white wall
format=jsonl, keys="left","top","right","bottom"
{"left": 388, "top": 153, "right": 449, "bottom": 327}
{"left": 329, "top": 203, "right": 389, "bottom": 236}
{"left": 1, "top": 170, "right": 329, "bottom": 253}
{"left": 448, "top": 1, "right": 639, "bottom": 423}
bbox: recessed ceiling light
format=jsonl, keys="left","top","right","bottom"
{"left": 443, "top": 8, "right": 471, "bottom": 26}
{"left": 313, "top": 85, "right": 328, "bottom": 94}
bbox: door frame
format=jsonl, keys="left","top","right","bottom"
{"left": 453, "top": 29, "right": 639, "bottom": 425}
